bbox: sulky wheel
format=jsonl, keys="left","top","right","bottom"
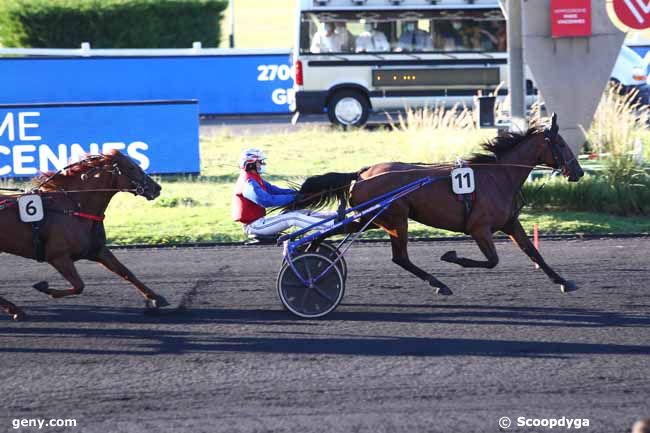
{"left": 295, "top": 240, "right": 348, "bottom": 281}
{"left": 277, "top": 253, "right": 345, "bottom": 319}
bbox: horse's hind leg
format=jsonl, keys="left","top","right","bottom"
{"left": 93, "top": 247, "right": 169, "bottom": 308}
{"left": 441, "top": 226, "right": 499, "bottom": 269}
{"left": 502, "top": 219, "right": 577, "bottom": 293}
{"left": 0, "top": 296, "right": 25, "bottom": 321}
{"left": 388, "top": 223, "right": 452, "bottom": 295}
{"left": 34, "top": 255, "right": 85, "bottom": 298}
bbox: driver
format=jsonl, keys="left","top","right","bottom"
{"left": 232, "top": 149, "right": 336, "bottom": 237}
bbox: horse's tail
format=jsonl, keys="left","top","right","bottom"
{"left": 285, "top": 168, "right": 367, "bottom": 212}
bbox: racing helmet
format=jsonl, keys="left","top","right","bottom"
{"left": 239, "top": 148, "right": 267, "bottom": 173}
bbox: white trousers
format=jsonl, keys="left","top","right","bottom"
{"left": 245, "top": 210, "right": 336, "bottom": 236}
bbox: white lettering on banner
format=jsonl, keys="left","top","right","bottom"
{"left": 18, "top": 112, "right": 42, "bottom": 141}
{"left": 272, "top": 88, "right": 296, "bottom": 106}
{"left": 0, "top": 142, "right": 152, "bottom": 176}
{"left": 0, "top": 113, "right": 15, "bottom": 142}
{"left": 102, "top": 142, "right": 126, "bottom": 154}
{"left": 0, "top": 145, "right": 10, "bottom": 176}
{"left": 39, "top": 144, "right": 68, "bottom": 173}
{"left": 12, "top": 145, "right": 37, "bottom": 175}
{"left": 258, "top": 63, "right": 294, "bottom": 106}
{"left": 257, "top": 64, "right": 292, "bottom": 82}
{"left": 0, "top": 111, "right": 156, "bottom": 176}
{"left": 70, "top": 143, "right": 101, "bottom": 162}
{"left": 128, "top": 141, "right": 150, "bottom": 170}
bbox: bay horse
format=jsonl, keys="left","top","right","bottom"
{"left": 288, "top": 115, "right": 585, "bottom": 295}
{"left": 0, "top": 150, "right": 168, "bottom": 320}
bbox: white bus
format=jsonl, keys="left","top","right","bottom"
{"left": 291, "top": 0, "right": 535, "bottom": 127}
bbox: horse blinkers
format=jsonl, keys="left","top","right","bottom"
{"left": 544, "top": 113, "right": 565, "bottom": 171}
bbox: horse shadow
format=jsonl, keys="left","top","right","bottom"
{"left": 334, "top": 302, "right": 650, "bottom": 329}
{"left": 1, "top": 303, "right": 648, "bottom": 359}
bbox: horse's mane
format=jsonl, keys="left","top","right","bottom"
{"left": 32, "top": 154, "right": 113, "bottom": 191}
{"left": 468, "top": 127, "right": 543, "bottom": 164}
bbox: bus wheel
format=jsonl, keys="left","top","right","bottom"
{"left": 327, "top": 90, "right": 370, "bottom": 128}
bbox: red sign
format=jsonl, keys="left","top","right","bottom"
{"left": 551, "top": 0, "right": 592, "bottom": 38}
{"left": 613, "top": 0, "right": 650, "bottom": 30}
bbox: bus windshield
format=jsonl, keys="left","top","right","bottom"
{"left": 299, "top": 10, "right": 506, "bottom": 54}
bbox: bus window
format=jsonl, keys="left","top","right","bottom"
{"left": 299, "top": 11, "right": 506, "bottom": 54}
{"left": 432, "top": 19, "right": 507, "bottom": 52}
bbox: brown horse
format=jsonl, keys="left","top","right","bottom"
{"left": 0, "top": 150, "right": 168, "bottom": 320}
{"left": 289, "top": 115, "right": 585, "bottom": 295}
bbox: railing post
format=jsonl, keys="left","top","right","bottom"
{"left": 80, "top": 42, "right": 91, "bottom": 57}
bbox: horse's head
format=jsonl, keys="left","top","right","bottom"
{"left": 538, "top": 114, "right": 584, "bottom": 182}
{"left": 105, "top": 150, "right": 162, "bottom": 200}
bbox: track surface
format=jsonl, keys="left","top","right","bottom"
{"left": 1, "top": 238, "right": 649, "bottom": 433}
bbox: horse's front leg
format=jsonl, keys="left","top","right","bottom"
{"left": 0, "top": 296, "right": 25, "bottom": 321}
{"left": 502, "top": 219, "right": 577, "bottom": 293}
{"left": 441, "top": 226, "right": 500, "bottom": 269}
{"left": 93, "top": 247, "right": 169, "bottom": 308}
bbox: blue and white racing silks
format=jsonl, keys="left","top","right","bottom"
{"left": 242, "top": 179, "right": 296, "bottom": 208}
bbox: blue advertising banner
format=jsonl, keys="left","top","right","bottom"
{"left": 0, "top": 100, "right": 200, "bottom": 178}
{"left": 0, "top": 54, "right": 294, "bottom": 115}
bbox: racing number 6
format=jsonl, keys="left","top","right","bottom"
{"left": 18, "top": 194, "right": 45, "bottom": 223}
{"left": 26, "top": 200, "right": 37, "bottom": 216}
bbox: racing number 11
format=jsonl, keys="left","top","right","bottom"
{"left": 454, "top": 172, "right": 472, "bottom": 190}
{"left": 450, "top": 167, "right": 475, "bottom": 195}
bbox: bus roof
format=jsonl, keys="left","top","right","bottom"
{"left": 300, "top": 0, "right": 501, "bottom": 11}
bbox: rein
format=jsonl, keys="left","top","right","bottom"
{"left": 289, "top": 162, "right": 557, "bottom": 208}
{"left": 0, "top": 154, "right": 148, "bottom": 222}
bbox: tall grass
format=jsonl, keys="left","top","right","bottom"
{"left": 523, "top": 174, "right": 650, "bottom": 216}
{"left": 586, "top": 83, "right": 649, "bottom": 157}
{"left": 386, "top": 104, "right": 491, "bottom": 162}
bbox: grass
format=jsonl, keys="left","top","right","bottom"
{"left": 97, "top": 125, "right": 650, "bottom": 245}
{"left": 523, "top": 173, "right": 650, "bottom": 216}
{"left": 218, "top": 0, "right": 294, "bottom": 49}
{"left": 104, "top": 177, "right": 650, "bottom": 245}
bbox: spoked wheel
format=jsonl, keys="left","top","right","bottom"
{"left": 294, "top": 240, "right": 348, "bottom": 281}
{"left": 277, "top": 253, "right": 345, "bottom": 319}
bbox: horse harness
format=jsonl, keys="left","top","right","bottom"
{"left": 452, "top": 160, "right": 475, "bottom": 233}
{"left": 0, "top": 194, "right": 106, "bottom": 262}
{"left": 0, "top": 160, "right": 143, "bottom": 263}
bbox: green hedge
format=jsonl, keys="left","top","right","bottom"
{"left": 523, "top": 171, "right": 650, "bottom": 216}
{"left": 0, "top": 0, "right": 228, "bottom": 48}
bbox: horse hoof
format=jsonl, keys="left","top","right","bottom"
{"left": 434, "top": 285, "right": 453, "bottom": 296}
{"left": 11, "top": 310, "right": 26, "bottom": 321}
{"left": 561, "top": 281, "right": 578, "bottom": 293}
{"left": 33, "top": 281, "right": 49, "bottom": 293}
{"left": 146, "top": 295, "right": 170, "bottom": 309}
{"left": 440, "top": 251, "right": 458, "bottom": 263}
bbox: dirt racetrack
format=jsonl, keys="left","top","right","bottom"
{"left": 1, "top": 237, "right": 649, "bottom": 433}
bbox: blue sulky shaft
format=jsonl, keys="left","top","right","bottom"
{"left": 281, "top": 175, "right": 447, "bottom": 286}
{"left": 279, "top": 175, "right": 445, "bottom": 245}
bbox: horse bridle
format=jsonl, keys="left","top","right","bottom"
{"left": 543, "top": 117, "right": 575, "bottom": 174}
{"left": 109, "top": 161, "right": 149, "bottom": 196}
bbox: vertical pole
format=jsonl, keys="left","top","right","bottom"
{"left": 507, "top": 0, "right": 526, "bottom": 132}
{"left": 533, "top": 223, "right": 540, "bottom": 269}
{"left": 229, "top": 0, "right": 235, "bottom": 48}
